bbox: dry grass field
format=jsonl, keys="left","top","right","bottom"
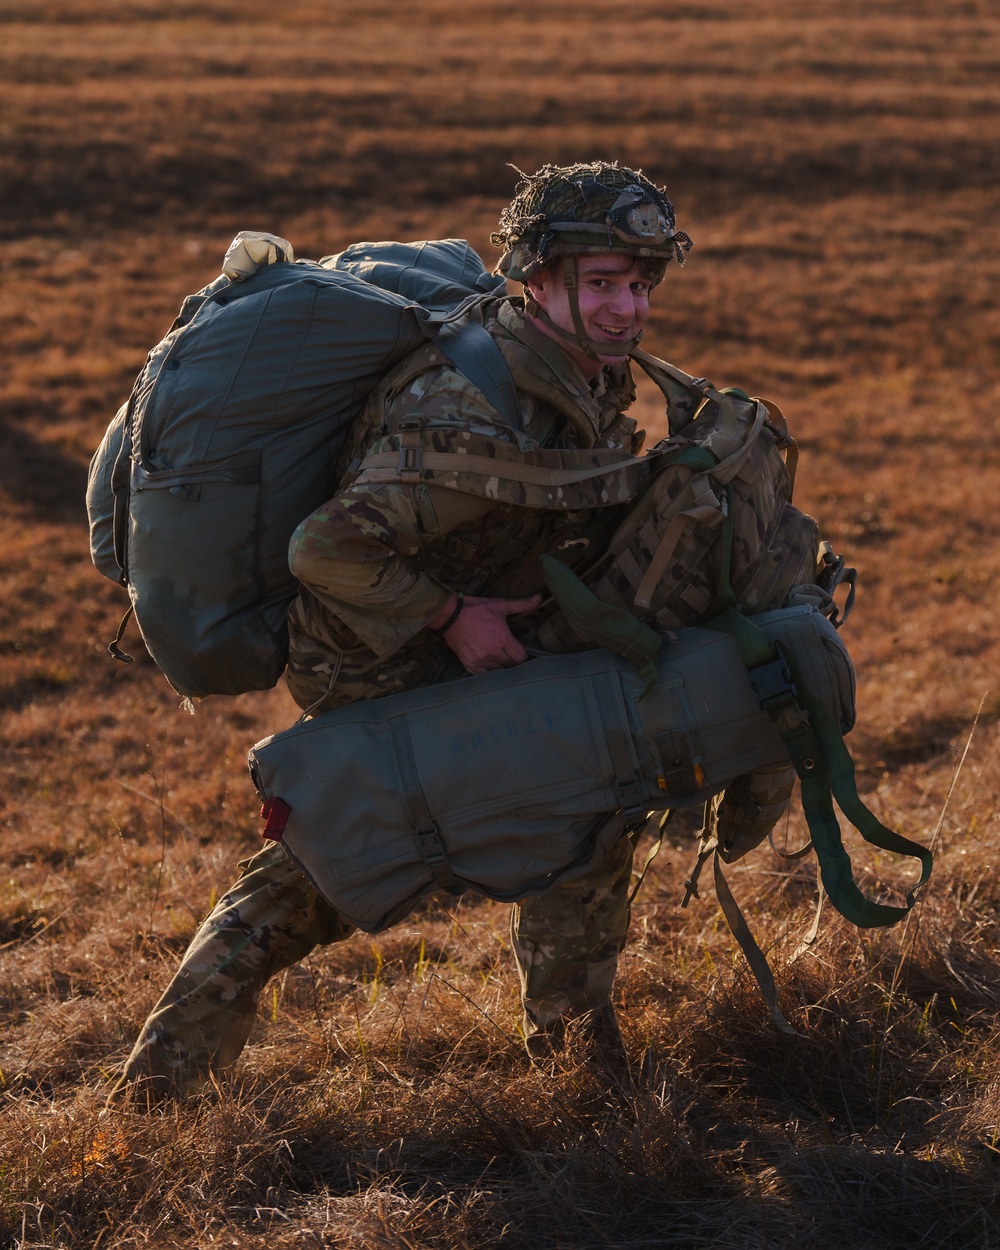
{"left": 1, "top": 0, "right": 1000, "bottom": 1246}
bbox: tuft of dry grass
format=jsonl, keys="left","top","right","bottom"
{"left": 1, "top": 1, "right": 1000, "bottom": 1246}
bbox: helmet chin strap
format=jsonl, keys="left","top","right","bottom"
{"left": 525, "top": 255, "right": 644, "bottom": 361}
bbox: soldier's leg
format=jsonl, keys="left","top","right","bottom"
{"left": 117, "top": 631, "right": 457, "bottom": 1101}
{"left": 119, "top": 841, "right": 355, "bottom": 1096}
{"left": 510, "top": 833, "right": 634, "bottom": 1052}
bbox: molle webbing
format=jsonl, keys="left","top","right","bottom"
{"left": 352, "top": 426, "right": 656, "bottom": 509}
{"left": 586, "top": 380, "right": 812, "bottom": 631}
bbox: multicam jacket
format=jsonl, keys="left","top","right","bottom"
{"left": 285, "top": 298, "right": 650, "bottom": 713}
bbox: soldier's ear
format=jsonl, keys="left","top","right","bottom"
{"left": 526, "top": 260, "right": 560, "bottom": 312}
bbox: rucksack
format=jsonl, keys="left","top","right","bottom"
{"left": 86, "top": 233, "right": 519, "bottom": 699}
{"left": 533, "top": 349, "right": 846, "bottom": 653}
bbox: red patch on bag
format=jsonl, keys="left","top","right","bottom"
{"left": 260, "top": 796, "right": 292, "bottom": 840}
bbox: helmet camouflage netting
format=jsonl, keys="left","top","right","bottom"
{"left": 492, "top": 160, "right": 692, "bottom": 285}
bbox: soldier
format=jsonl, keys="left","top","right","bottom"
{"left": 114, "top": 161, "right": 693, "bottom": 1101}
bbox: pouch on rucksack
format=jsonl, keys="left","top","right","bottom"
{"left": 86, "top": 234, "right": 514, "bottom": 698}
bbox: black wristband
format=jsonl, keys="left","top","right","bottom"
{"left": 429, "top": 591, "right": 464, "bottom": 636}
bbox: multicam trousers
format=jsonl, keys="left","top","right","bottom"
{"left": 121, "top": 827, "right": 635, "bottom": 1090}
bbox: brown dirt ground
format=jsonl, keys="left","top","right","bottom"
{"left": 1, "top": 2, "right": 999, "bottom": 1247}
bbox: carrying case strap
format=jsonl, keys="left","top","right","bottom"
{"left": 431, "top": 302, "right": 523, "bottom": 434}
{"left": 713, "top": 609, "right": 933, "bottom": 928}
{"left": 390, "top": 716, "right": 458, "bottom": 890}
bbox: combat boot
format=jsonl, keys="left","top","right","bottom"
{"left": 524, "top": 1003, "right": 629, "bottom": 1074}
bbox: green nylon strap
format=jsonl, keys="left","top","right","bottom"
{"left": 713, "top": 850, "right": 798, "bottom": 1035}
{"left": 788, "top": 674, "right": 932, "bottom": 925}
{"left": 712, "top": 609, "right": 932, "bottom": 928}
{"left": 541, "top": 554, "right": 662, "bottom": 687}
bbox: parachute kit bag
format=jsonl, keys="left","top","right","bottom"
{"left": 86, "top": 233, "right": 513, "bottom": 699}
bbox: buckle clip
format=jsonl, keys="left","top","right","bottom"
{"left": 617, "top": 780, "right": 648, "bottom": 822}
{"left": 416, "top": 823, "right": 457, "bottom": 888}
{"left": 748, "top": 644, "right": 798, "bottom": 713}
{"left": 396, "top": 425, "right": 423, "bottom": 484}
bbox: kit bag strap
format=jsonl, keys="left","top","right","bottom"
{"left": 713, "top": 609, "right": 932, "bottom": 928}
{"left": 541, "top": 554, "right": 662, "bottom": 687}
{"left": 680, "top": 804, "right": 797, "bottom": 1034}
{"left": 389, "top": 716, "right": 458, "bottom": 890}
{"left": 713, "top": 850, "right": 799, "bottom": 1036}
{"left": 427, "top": 297, "right": 522, "bottom": 432}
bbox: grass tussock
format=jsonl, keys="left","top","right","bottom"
{"left": 2, "top": 1, "right": 1000, "bottom": 1245}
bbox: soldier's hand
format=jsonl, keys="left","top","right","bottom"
{"left": 428, "top": 593, "right": 542, "bottom": 674}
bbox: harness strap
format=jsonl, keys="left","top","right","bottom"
{"left": 713, "top": 851, "right": 799, "bottom": 1036}
{"left": 680, "top": 802, "right": 799, "bottom": 1034}
{"left": 432, "top": 301, "right": 522, "bottom": 433}
{"left": 357, "top": 447, "right": 644, "bottom": 490}
{"left": 541, "top": 554, "right": 662, "bottom": 685}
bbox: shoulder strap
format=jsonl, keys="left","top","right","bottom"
{"left": 425, "top": 296, "right": 522, "bottom": 433}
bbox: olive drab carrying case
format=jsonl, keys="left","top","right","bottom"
{"left": 248, "top": 605, "right": 877, "bottom": 933}
{"left": 86, "top": 233, "right": 513, "bottom": 699}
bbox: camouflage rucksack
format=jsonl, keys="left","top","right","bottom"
{"left": 534, "top": 348, "right": 835, "bottom": 653}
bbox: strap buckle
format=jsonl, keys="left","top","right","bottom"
{"left": 747, "top": 644, "right": 798, "bottom": 714}
{"left": 617, "top": 780, "right": 648, "bottom": 822}
{"left": 416, "top": 823, "right": 457, "bottom": 889}
{"left": 396, "top": 425, "right": 423, "bottom": 484}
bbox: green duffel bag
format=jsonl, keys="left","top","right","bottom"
{"left": 247, "top": 604, "right": 919, "bottom": 934}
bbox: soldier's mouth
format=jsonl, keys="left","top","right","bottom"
{"left": 594, "top": 323, "right": 632, "bottom": 340}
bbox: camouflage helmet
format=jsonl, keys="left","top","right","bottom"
{"left": 492, "top": 160, "right": 692, "bottom": 285}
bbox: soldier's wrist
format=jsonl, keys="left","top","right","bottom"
{"left": 428, "top": 592, "right": 465, "bottom": 636}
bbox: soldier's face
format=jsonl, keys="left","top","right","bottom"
{"left": 526, "top": 255, "right": 654, "bottom": 378}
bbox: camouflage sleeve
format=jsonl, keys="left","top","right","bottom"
{"left": 288, "top": 365, "right": 509, "bottom": 659}
{"left": 288, "top": 481, "right": 495, "bottom": 659}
